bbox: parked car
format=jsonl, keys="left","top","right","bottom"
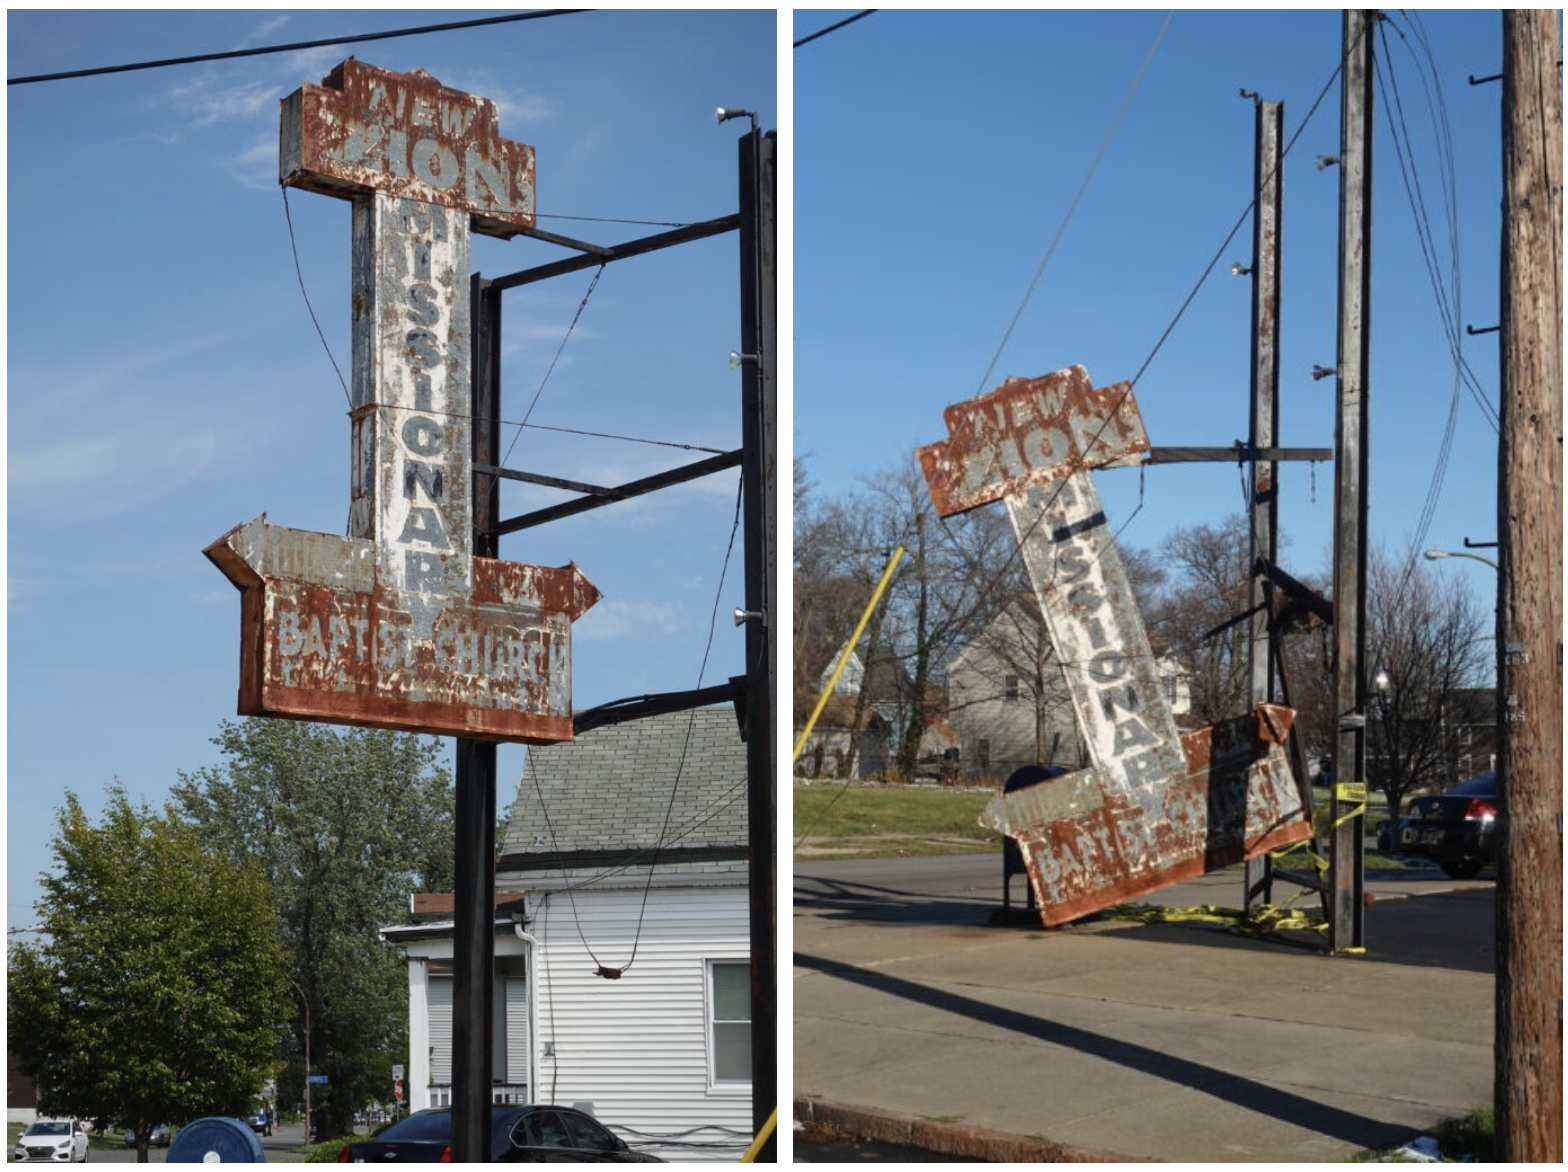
{"left": 335, "top": 1105, "right": 665, "bottom": 1162}
{"left": 123, "top": 1124, "right": 173, "bottom": 1147}
{"left": 245, "top": 1111, "right": 272, "bottom": 1138}
{"left": 14, "top": 1119, "right": 89, "bottom": 1163}
{"left": 1397, "top": 771, "right": 1500, "bottom": 879}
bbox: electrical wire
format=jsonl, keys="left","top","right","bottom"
{"left": 542, "top": 780, "right": 746, "bottom": 897}
{"left": 622, "top": 476, "right": 746, "bottom": 975}
{"left": 957, "top": 27, "right": 1356, "bottom": 636}
{"left": 1375, "top": 19, "right": 1466, "bottom": 597}
{"left": 526, "top": 478, "right": 746, "bottom": 971}
{"left": 496, "top": 265, "right": 607, "bottom": 475}
{"left": 793, "top": 11, "right": 877, "bottom": 50}
{"left": 8, "top": 10, "right": 592, "bottom": 85}
{"left": 281, "top": 188, "right": 351, "bottom": 410}
{"left": 974, "top": 10, "right": 1175, "bottom": 397}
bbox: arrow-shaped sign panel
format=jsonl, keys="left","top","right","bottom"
{"left": 207, "top": 517, "right": 597, "bottom": 743}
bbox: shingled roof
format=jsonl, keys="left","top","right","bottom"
{"left": 498, "top": 705, "right": 748, "bottom": 871}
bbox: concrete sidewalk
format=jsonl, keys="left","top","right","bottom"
{"left": 794, "top": 864, "right": 1495, "bottom": 1162}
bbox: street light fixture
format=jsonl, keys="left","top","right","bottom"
{"left": 1424, "top": 548, "right": 1500, "bottom": 572}
{"left": 290, "top": 982, "right": 312, "bottom": 1145}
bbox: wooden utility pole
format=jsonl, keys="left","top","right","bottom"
{"left": 1329, "top": 8, "right": 1373, "bottom": 954}
{"left": 1244, "top": 97, "right": 1285, "bottom": 913}
{"left": 1496, "top": 9, "right": 1563, "bottom": 1161}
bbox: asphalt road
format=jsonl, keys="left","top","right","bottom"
{"left": 69, "top": 1122, "right": 311, "bottom": 1163}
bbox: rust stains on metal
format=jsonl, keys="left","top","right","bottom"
{"left": 211, "top": 63, "right": 597, "bottom": 744}
{"left": 918, "top": 364, "right": 1150, "bottom": 518}
{"left": 281, "top": 59, "right": 535, "bottom": 238}
{"left": 989, "top": 707, "right": 1309, "bottom": 926}
{"left": 922, "top": 365, "right": 1312, "bottom": 927}
{"left": 206, "top": 516, "right": 598, "bottom": 744}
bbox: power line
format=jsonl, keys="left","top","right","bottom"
{"left": 794, "top": 11, "right": 878, "bottom": 50}
{"left": 8, "top": 10, "right": 593, "bottom": 86}
{"left": 975, "top": 10, "right": 1175, "bottom": 397}
{"left": 281, "top": 188, "right": 352, "bottom": 410}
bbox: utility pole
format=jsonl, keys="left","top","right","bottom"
{"left": 1329, "top": 8, "right": 1373, "bottom": 954}
{"left": 1243, "top": 96, "right": 1285, "bottom": 913}
{"left": 1496, "top": 9, "right": 1563, "bottom": 1161}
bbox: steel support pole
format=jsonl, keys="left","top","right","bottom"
{"left": 451, "top": 276, "right": 504, "bottom": 1163}
{"left": 1329, "top": 8, "right": 1372, "bottom": 953}
{"left": 738, "top": 126, "right": 777, "bottom": 1162}
{"left": 1244, "top": 98, "right": 1284, "bottom": 913}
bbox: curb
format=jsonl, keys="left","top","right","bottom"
{"left": 794, "top": 1097, "right": 1147, "bottom": 1163}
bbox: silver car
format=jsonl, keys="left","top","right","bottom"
{"left": 123, "top": 1124, "right": 172, "bottom": 1148}
{"left": 14, "top": 1119, "right": 89, "bottom": 1163}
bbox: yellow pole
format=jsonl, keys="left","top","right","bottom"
{"left": 792, "top": 545, "right": 906, "bottom": 764}
{"left": 739, "top": 1108, "right": 777, "bottom": 1163}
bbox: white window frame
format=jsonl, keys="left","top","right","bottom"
{"left": 704, "top": 958, "right": 751, "bottom": 1094}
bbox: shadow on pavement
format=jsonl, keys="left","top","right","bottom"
{"left": 794, "top": 950, "right": 1412, "bottom": 1152}
{"left": 795, "top": 874, "right": 995, "bottom": 926}
{"left": 1060, "top": 888, "right": 1496, "bottom": 975}
{"left": 798, "top": 869, "right": 1495, "bottom": 974}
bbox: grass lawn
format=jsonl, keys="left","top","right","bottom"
{"left": 795, "top": 782, "right": 1424, "bottom": 868}
{"left": 794, "top": 784, "right": 998, "bottom": 857}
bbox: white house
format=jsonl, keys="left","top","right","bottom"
{"left": 947, "top": 599, "right": 1190, "bottom": 781}
{"left": 381, "top": 705, "right": 752, "bottom": 1161}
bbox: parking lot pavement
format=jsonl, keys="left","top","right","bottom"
{"left": 795, "top": 855, "right": 1495, "bottom": 1162}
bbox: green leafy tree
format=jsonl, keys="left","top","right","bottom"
{"left": 8, "top": 787, "right": 291, "bottom": 1162}
{"left": 170, "top": 719, "right": 454, "bottom": 1139}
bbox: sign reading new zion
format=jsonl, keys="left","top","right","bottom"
{"left": 208, "top": 61, "right": 596, "bottom": 744}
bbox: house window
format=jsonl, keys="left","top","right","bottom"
{"left": 707, "top": 960, "right": 751, "bottom": 1086}
{"left": 1004, "top": 674, "right": 1020, "bottom": 701}
{"left": 977, "top": 739, "right": 991, "bottom": 770}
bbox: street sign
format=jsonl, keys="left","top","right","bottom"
{"left": 920, "top": 365, "right": 1313, "bottom": 925}
{"left": 308, "top": 1075, "right": 329, "bottom": 1084}
{"left": 208, "top": 61, "right": 595, "bottom": 744}
{"left": 392, "top": 1065, "right": 404, "bottom": 1080}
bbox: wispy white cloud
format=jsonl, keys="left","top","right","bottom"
{"left": 435, "top": 67, "right": 556, "bottom": 129}
{"left": 242, "top": 15, "right": 292, "bottom": 47}
{"left": 226, "top": 128, "right": 280, "bottom": 190}
{"left": 168, "top": 73, "right": 277, "bottom": 128}
{"left": 9, "top": 424, "right": 219, "bottom": 519}
{"left": 573, "top": 598, "right": 687, "bottom": 641}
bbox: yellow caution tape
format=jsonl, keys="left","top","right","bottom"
{"left": 1103, "top": 901, "right": 1329, "bottom": 937}
{"left": 739, "top": 1108, "right": 777, "bottom": 1163}
{"left": 1335, "top": 781, "right": 1368, "bottom": 804}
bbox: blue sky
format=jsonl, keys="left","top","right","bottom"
{"left": 795, "top": 9, "right": 1506, "bottom": 606}
{"left": 7, "top": 9, "right": 776, "bottom": 931}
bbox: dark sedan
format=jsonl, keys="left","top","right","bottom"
{"left": 335, "top": 1105, "right": 664, "bottom": 1162}
{"left": 1397, "top": 772, "right": 1500, "bottom": 879}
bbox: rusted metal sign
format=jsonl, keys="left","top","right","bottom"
{"left": 208, "top": 62, "right": 595, "bottom": 744}
{"left": 280, "top": 59, "right": 535, "bottom": 238}
{"left": 919, "top": 365, "right": 1311, "bottom": 924}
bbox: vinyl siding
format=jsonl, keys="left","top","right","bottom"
{"left": 530, "top": 882, "right": 751, "bottom": 1162}
{"left": 429, "top": 974, "right": 452, "bottom": 1085}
